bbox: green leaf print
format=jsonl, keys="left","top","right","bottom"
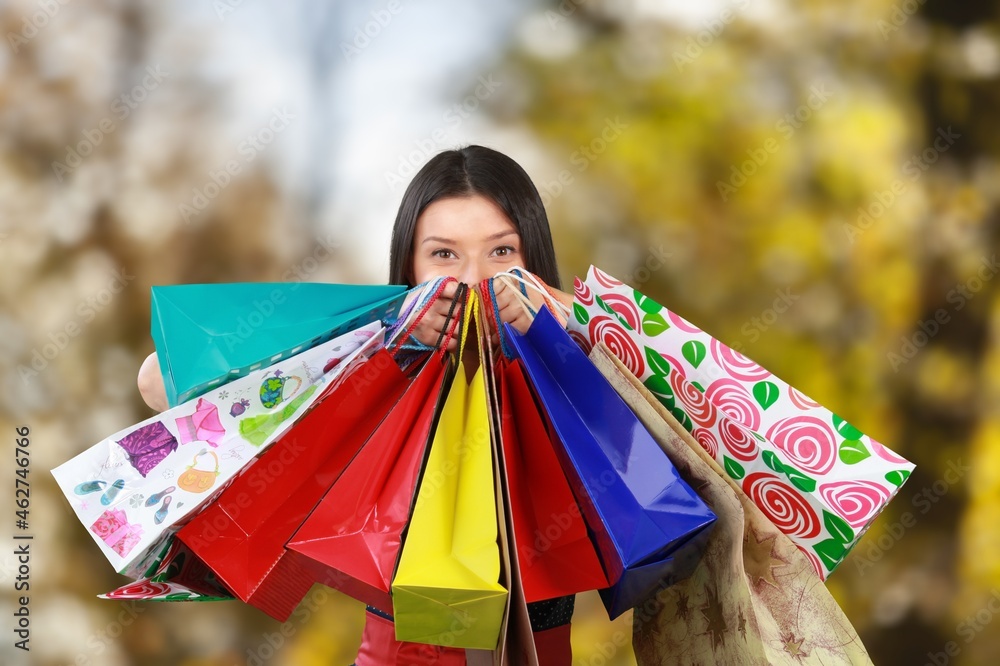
{"left": 723, "top": 456, "right": 746, "bottom": 480}
{"left": 645, "top": 346, "right": 672, "bottom": 377}
{"left": 833, "top": 414, "right": 864, "bottom": 440}
{"left": 635, "top": 289, "right": 663, "bottom": 314}
{"left": 753, "top": 381, "right": 779, "bottom": 410}
{"left": 838, "top": 439, "right": 870, "bottom": 465}
{"left": 823, "top": 510, "right": 855, "bottom": 544}
{"left": 642, "top": 311, "right": 669, "bottom": 337}
{"left": 682, "top": 340, "right": 707, "bottom": 368}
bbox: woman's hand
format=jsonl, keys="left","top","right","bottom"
{"left": 138, "top": 352, "right": 169, "bottom": 412}
{"left": 405, "top": 280, "right": 463, "bottom": 353}
{"left": 484, "top": 275, "right": 574, "bottom": 347}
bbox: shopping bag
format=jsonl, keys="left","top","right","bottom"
{"left": 472, "top": 288, "right": 538, "bottom": 666}
{"left": 151, "top": 281, "right": 408, "bottom": 406}
{"left": 590, "top": 342, "right": 874, "bottom": 665}
{"left": 51, "top": 322, "right": 384, "bottom": 577}
{"left": 571, "top": 265, "right": 915, "bottom": 578}
{"left": 391, "top": 290, "right": 507, "bottom": 650}
{"left": 177, "top": 345, "right": 411, "bottom": 621}
{"left": 101, "top": 538, "right": 233, "bottom": 602}
{"left": 286, "top": 351, "right": 451, "bottom": 615}
{"left": 497, "top": 355, "right": 608, "bottom": 602}
{"left": 506, "top": 307, "right": 716, "bottom": 620}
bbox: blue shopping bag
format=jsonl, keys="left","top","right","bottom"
{"left": 506, "top": 308, "right": 716, "bottom": 619}
{"left": 151, "top": 282, "right": 408, "bottom": 406}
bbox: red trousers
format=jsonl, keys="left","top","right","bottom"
{"left": 355, "top": 611, "right": 572, "bottom": 665}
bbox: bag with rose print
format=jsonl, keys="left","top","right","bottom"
{"left": 569, "top": 266, "right": 915, "bottom": 580}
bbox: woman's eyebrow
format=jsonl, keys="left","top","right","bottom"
{"left": 485, "top": 230, "right": 518, "bottom": 241}
{"left": 421, "top": 236, "right": 455, "bottom": 245}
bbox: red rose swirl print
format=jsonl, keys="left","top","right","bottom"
{"left": 742, "top": 472, "right": 821, "bottom": 539}
{"left": 568, "top": 329, "right": 592, "bottom": 354}
{"left": 710, "top": 338, "right": 772, "bottom": 382}
{"left": 819, "top": 480, "right": 892, "bottom": 528}
{"left": 666, "top": 309, "right": 703, "bottom": 334}
{"left": 706, "top": 378, "right": 761, "bottom": 431}
{"left": 795, "top": 544, "right": 827, "bottom": 580}
{"left": 574, "top": 276, "right": 594, "bottom": 306}
{"left": 766, "top": 415, "right": 838, "bottom": 476}
{"left": 105, "top": 580, "right": 172, "bottom": 599}
{"left": 589, "top": 315, "right": 645, "bottom": 377}
{"left": 692, "top": 427, "right": 719, "bottom": 459}
{"left": 788, "top": 385, "right": 821, "bottom": 410}
{"left": 601, "top": 293, "right": 642, "bottom": 332}
{"left": 592, "top": 267, "right": 624, "bottom": 288}
{"left": 718, "top": 415, "right": 759, "bottom": 462}
{"left": 670, "top": 370, "right": 717, "bottom": 427}
{"left": 870, "top": 437, "right": 910, "bottom": 465}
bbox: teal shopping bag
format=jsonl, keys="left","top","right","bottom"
{"left": 151, "top": 282, "right": 408, "bottom": 406}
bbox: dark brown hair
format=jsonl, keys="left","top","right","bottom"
{"left": 388, "top": 145, "right": 561, "bottom": 289}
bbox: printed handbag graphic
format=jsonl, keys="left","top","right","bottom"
{"left": 176, "top": 450, "right": 220, "bottom": 494}
{"left": 569, "top": 265, "right": 915, "bottom": 579}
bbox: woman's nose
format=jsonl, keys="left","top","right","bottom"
{"left": 456, "top": 260, "right": 489, "bottom": 286}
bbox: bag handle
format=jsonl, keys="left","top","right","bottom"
{"left": 434, "top": 282, "right": 465, "bottom": 358}
{"left": 457, "top": 285, "right": 479, "bottom": 360}
{"left": 387, "top": 278, "right": 446, "bottom": 348}
{"left": 494, "top": 268, "right": 571, "bottom": 326}
{"left": 389, "top": 277, "right": 458, "bottom": 355}
{"left": 481, "top": 277, "right": 531, "bottom": 360}
{"left": 190, "top": 448, "right": 220, "bottom": 474}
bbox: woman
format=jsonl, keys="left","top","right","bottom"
{"left": 136, "top": 144, "right": 577, "bottom": 663}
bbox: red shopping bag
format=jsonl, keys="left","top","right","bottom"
{"left": 176, "top": 348, "right": 410, "bottom": 621}
{"left": 498, "top": 355, "right": 608, "bottom": 602}
{"left": 286, "top": 352, "right": 451, "bottom": 614}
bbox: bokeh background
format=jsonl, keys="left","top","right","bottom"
{"left": 0, "top": 0, "right": 998, "bottom": 664}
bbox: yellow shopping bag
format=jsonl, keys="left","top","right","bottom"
{"left": 391, "top": 289, "right": 507, "bottom": 649}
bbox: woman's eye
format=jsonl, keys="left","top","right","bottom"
{"left": 432, "top": 249, "right": 455, "bottom": 259}
{"left": 492, "top": 245, "right": 517, "bottom": 258}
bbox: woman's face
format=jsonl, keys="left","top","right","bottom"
{"left": 410, "top": 194, "right": 523, "bottom": 285}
